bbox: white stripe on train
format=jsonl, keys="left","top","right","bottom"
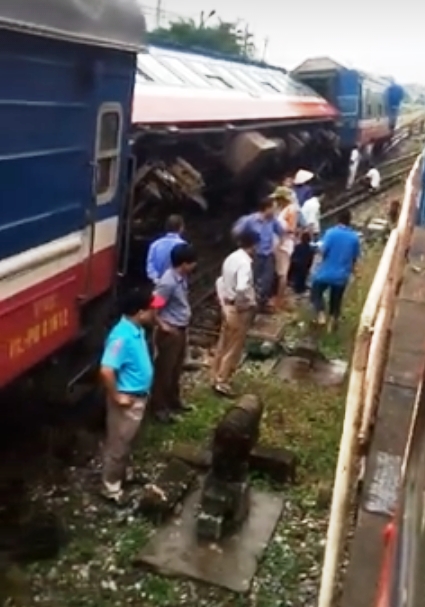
{"left": 1, "top": 215, "right": 119, "bottom": 301}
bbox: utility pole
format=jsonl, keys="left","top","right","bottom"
{"left": 243, "top": 23, "right": 249, "bottom": 57}
{"left": 155, "top": 0, "right": 162, "bottom": 28}
{"left": 262, "top": 37, "right": 269, "bottom": 62}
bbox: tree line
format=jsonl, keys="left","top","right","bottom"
{"left": 148, "top": 10, "right": 257, "bottom": 59}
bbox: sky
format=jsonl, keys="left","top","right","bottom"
{"left": 141, "top": 0, "right": 424, "bottom": 84}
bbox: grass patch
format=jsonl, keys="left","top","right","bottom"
{"left": 18, "top": 244, "right": 383, "bottom": 607}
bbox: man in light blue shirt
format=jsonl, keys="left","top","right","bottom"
{"left": 145, "top": 215, "right": 186, "bottom": 283}
{"left": 311, "top": 209, "right": 361, "bottom": 331}
{"left": 150, "top": 243, "right": 197, "bottom": 423}
{"left": 233, "top": 196, "right": 284, "bottom": 312}
{"left": 100, "top": 286, "right": 165, "bottom": 504}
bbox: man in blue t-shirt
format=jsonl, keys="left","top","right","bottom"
{"left": 311, "top": 209, "right": 361, "bottom": 331}
{"left": 100, "top": 286, "right": 165, "bottom": 504}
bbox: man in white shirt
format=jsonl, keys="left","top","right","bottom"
{"left": 365, "top": 166, "right": 381, "bottom": 192}
{"left": 212, "top": 230, "right": 259, "bottom": 397}
{"left": 301, "top": 188, "right": 323, "bottom": 240}
{"left": 346, "top": 146, "right": 360, "bottom": 190}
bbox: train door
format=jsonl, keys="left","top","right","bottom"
{"left": 82, "top": 102, "right": 123, "bottom": 300}
{"left": 336, "top": 69, "right": 359, "bottom": 118}
{"left": 336, "top": 69, "right": 360, "bottom": 147}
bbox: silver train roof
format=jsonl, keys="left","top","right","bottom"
{"left": 0, "top": 0, "right": 146, "bottom": 51}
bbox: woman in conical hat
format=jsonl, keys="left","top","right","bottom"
{"left": 294, "top": 169, "right": 314, "bottom": 185}
{"left": 293, "top": 169, "right": 314, "bottom": 207}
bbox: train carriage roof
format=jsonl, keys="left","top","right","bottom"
{"left": 0, "top": 0, "right": 146, "bottom": 51}
{"left": 293, "top": 56, "right": 393, "bottom": 87}
{"left": 132, "top": 46, "right": 338, "bottom": 125}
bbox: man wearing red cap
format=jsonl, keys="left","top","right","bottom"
{"left": 99, "top": 286, "right": 165, "bottom": 505}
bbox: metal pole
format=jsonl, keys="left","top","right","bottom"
{"left": 262, "top": 37, "right": 269, "bottom": 62}
{"left": 155, "top": 0, "right": 162, "bottom": 28}
{"left": 243, "top": 24, "right": 249, "bottom": 57}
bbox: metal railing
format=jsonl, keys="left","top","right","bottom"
{"left": 317, "top": 146, "right": 425, "bottom": 607}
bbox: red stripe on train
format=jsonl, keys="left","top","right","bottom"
{"left": 0, "top": 246, "right": 116, "bottom": 388}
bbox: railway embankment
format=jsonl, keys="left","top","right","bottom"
{"left": 18, "top": 199, "right": 399, "bottom": 607}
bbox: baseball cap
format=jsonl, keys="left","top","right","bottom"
{"left": 150, "top": 294, "right": 166, "bottom": 309}
{"left": 120, "top": 287, "right": 165, "bottom": 316}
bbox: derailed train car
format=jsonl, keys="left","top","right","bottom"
{"left": 129, "top": 44, "right": 340, "bottom": 212}
{"left": 124, "top": 45, "right": 340, "bottom": 281}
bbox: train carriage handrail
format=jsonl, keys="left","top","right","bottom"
{"left": 317, "top": 145, "right": 425, "bottom": 607}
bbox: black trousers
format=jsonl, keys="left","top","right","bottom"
{"left": 311, "top": 280, "right": 347, "bottom": 319}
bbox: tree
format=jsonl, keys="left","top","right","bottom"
{"left": 148, "top": 12, "right": 256, "bottom": 59}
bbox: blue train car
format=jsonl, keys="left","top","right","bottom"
{"left": 0, "top": 0, "right": 146, "bottom": 389}
{"left": 292, "top": 57, "right": 404, "bottom": 156}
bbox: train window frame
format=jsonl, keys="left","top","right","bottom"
{"left": 212, "top": 65, "right": 253, "bottom": 93}
{"left": 259, "top": 81, "right": 280, "bottom": 93}
{"left": 188, "top": 60, "right": 233, "bottom": 89}
{"left": 95, "top": 103, "right": 123, "bottom": 206}
{"left": 136, "top": 67, "right": 154, "bottom": 83}
{"left": 206, "top": 74, "right": 233, "bottom": 89}
{"left": 138, "top": 55, "right": 185, "bottom": 86}
{"left": 230, "top": 67, "right": 264, "bottom": 93}
{"left": 160, "top": 56, "right": 209, "bottom": 87}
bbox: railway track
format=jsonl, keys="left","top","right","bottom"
{"left": 322, "top": 151, "right": 420, "bottom": 222}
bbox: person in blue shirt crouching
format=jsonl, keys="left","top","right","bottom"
{"left": 311, "top": 209, "right": 361, "bottom": 332}
{"left": 100, "top": 286, "right": 165, "bottom": 505}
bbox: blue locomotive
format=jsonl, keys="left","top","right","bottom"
{"left": 293, "top": 57, "right": 404, "bottom": 159}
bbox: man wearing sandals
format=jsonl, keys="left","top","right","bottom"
{"left": 99, "top": 287, "right": 165, "bottom": 505}
{"left": 212, "top": 230, "right": 259, "bottom": 397}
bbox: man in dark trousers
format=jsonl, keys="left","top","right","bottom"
{"left": 150, "top": 243, "right": 197, "bottom": 423}
{"left": 288, "top": 231, "right": 315, "bottom": 295}
{"left": 311, "top": 209, "right": 361, "bottom": 332}
{"left": 233, "top": 196, "right": 284, "bottom": 313}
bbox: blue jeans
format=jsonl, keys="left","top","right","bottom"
{"left": 311, "top": 280, "right": 347, "bottom": 319}
{"left": 253, "top": 253, "right": 275, "bottom": 307}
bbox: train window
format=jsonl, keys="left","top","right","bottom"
{"left": 189, "top": 61, "right": 233, "bottom": 89}
{"left": 206, "top": 74, "right": 233, "bottom": 89}
{"left": 138, "top": 55, "right": 184, "bottom": 86}
{"left": 99, "top": 112, "right": 120, "bottom": 152}
{"left": 136, "top": 67, "right": 154, "bottom": 83}
{"left": 259, "top": 81, "right": 279, "bottom": 93}
{"left": 280, "top": 75, "right": 310, "bottom": 96}
{"left": 213, "top": 66, "right": 252, "bottom": 92}
{"left": 95, "top": 104, "right": 123, "bottom": 205}
{"left": 267, "top": 74, "right": 291, "bottom": 93}
{"left": 230, "top": 68, "right": 263, "bottom": 93}
{"left": 245, "top": 69, "right": 280, "bottom": 94}
{"left": 161, "top": 56, "right": 208, "bottom": 87}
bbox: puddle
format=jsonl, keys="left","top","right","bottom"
{"left": 273, "top": 356, "right": 348, "bottom": 386}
